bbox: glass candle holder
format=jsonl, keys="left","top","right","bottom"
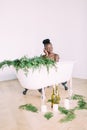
{"left": 64, "top": 98, "right": 70, "bottom": 109}
{"left": 53, "top": 104, "right": 58, "bottom": 112}
{"left": 41, "top": 105, "right": 47, "bottom": 113}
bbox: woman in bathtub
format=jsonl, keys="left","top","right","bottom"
{"left": 23, "top": 39, "right": 68, "bottom": 95}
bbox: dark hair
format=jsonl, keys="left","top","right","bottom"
{"left": 42, "top": 39, "right": 51, "bottom": 45}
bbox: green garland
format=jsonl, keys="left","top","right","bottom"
{"left": 0, "top": 56, "right": 56, "bottom": 73}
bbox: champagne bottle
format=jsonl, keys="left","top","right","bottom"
{"left": 51, "top": 85, "right": 60, "bottom": 112}
{"left": 55, "top": 84, "right": 60, "bottom": 104}
{"left": 51, "top": 86, "right": 55, "bottom": 108}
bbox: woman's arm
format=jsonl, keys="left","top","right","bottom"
{"left": 55, "top": 54, "right": 60, "bottom": 62}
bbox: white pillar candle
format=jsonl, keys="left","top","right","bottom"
{"left": 53, "top": 104, "right": 58, "bottom": 112}
{"left": 64, "top": 99, "right": 70, "bottom": 109}
{"left": 41, "top": 105, "right": 47, "bottom": 113}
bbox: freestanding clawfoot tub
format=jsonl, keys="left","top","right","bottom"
{"left": 14, "top": 61, "right": 74, "bottom": 99}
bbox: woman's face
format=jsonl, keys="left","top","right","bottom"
{"left": 44, "top": 43, "right": 53, "bottom": 53}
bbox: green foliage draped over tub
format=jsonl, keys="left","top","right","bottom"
{"left": 0, "top": 56, "right": 56, "bottom": 73}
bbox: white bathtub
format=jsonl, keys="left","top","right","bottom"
{"left": 14, "top": 61, "right": 74, "bottom": 91}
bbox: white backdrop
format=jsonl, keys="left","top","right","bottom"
{"left": 0, "top": 0, "right": 87, "bottom": 81}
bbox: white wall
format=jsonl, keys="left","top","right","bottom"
{"left": 0, "top": 0, "right": 87, "bottom": 81}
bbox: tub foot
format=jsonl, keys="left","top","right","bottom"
{"left": 61, "top": 81, "right": 68, "bottom": 90}
{"left": 23, "top": 88, "right": 28, "bottom": 95}
{"left": 38, "top": 89, "right": 42, "bottom": 94}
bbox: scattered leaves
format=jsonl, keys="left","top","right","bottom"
{"left": 18, "top": 94, "right": 87, "bottom": 123}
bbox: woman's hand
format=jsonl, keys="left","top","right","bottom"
{"left": 43, "top": 49, "right": 48, "bottom": 56}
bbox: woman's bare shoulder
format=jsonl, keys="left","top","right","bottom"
{"left": 54, "top": 53, "right": 59, "bottom": 57}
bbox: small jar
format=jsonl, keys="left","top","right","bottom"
{"left": 64, "top": 98, "right": 70, "bottom": 109}
{"left": 53, "top": 104, "right": 58, "bottom": 112}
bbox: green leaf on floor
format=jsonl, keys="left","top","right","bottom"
{"left": 44, "top": 112, "right": 53, "bottom": 120}
{"left": 58, "top": 106, "right": 69, "bottom": 115}
{"left": 77, "top": 99, "right": 87, "bottom": 110}
{"left": 72, "top": 94, "right": 87, "bottom": 110}
{"left": 47, "top": 99, "right": 52, "bottom": 102}
{"left": 58, "top": 106, "right": 76, "bottom": 122}
{"left": 58, "top": 94, "right": 87, "bottom": 123}
{"left": 19, "top": 104, "right": 38, "bottom": 112}
{"left": 60, "top": 111, "right": 76, "bottom": 122}
{"left": 72, "top": 94, "right": 85, "bottom": 100}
